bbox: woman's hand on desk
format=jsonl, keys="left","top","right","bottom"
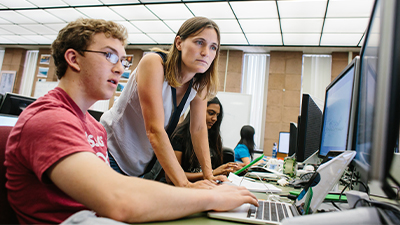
{"left": 212, "top": 162, "right": 240, "bottom": 176}
{"left": 186, "top": 179, "right": 216, "bottom": 189}
{"left": 208, "top": 185, "right": 259, "bottom": 211}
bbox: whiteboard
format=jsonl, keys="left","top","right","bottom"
{"left": 34, "top": 81, "right": 58, "bottom": 98}
{"left": 216, "top": 92, "right": 252, "bottom": 150}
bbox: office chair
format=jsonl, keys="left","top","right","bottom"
{"left": 0, "top": 126, "right": 19, "bottom": 224}
{"left": 222, "top": 147, "right": 235, "bottom": 164}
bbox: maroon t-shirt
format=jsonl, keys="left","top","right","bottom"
{"left": 5, "top": 87, "right": 109, "bottom": 224}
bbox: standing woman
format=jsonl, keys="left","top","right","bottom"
{"left": 234, "top": 125, "right": 256, "bottom": 165}
{"left": 171, "top": 97, "right": 240, "bottom": 182}
{"left": 101, "top": 17, "right": 224, "bottom": 188}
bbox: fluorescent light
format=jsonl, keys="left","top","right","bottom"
{"left": 45, "top": 8, "right": 88, "bottom": 22}
{"left": 239, "top": 19, "right": 280, "bottom": 33}
{"left": 278, "top": 0, "right": 327, "bottom": 18}
{"left": 186, "top": 2, "right": 235, "bottom": 19}
{"left": 20, "top": 24, "right": 58, "bottom": 35}
{"left": 323, "top": 18, "right": 369, "bottom": 33}
{"left": 146, "top": 3, "right": 193, "bottom": 20}
{"left": 62, "top": 0, "right": 103, "bottom": 6}
{"left": 1, "top": 25, "right": 36, "bottom": 35}
{"left": 213, "top": 19, "right": 242, "bottom": 33}
{"left": 110, "top": 5, "right": 158, "bottom": 20}
{"left": 230, "top": 1, "right": 278, "bottom": 19}
{"left": 147, "top": 33, "right": 176, "bottom": 44}
{"left": 127, "top": 33, "right": 156, "bottom": 44}
{"left": 283, "top": 34, "right": 321, "bottom": 46}
{"left": 77, "top": 7, "right": 125, "bottom": 20}
{"left": 21, "top": 9, "right": 65, "bottom": 23}
{"left": 320, "top": 33, "right": 364, "bottom": 46}
{"left": 0, "top": 11, "right": 36, "bottom": 23}
{"left": 0, "top": 0, "right": 36, "bottom": 8}
{"left": 220, "top": 33, "right": 248, "bottom": 45}
{"left": 130, "top": 20, "right": 172, "bottom": 33}
{"left": 163, "top": 20, "right": 186, "bottom": 33}
{"left": 246, "top": 33, "right": 282, "bottom": 45}
{"left": 115, "top": 21, "right": 141, "bottom": 33}
{"left": 28, "top": 0, "right": 68, "bottom": 7}
{"left": 326, "top": 0, "right": 375, "bottom": 18}
{"left": 281, "top": 19, "right": 323, "bottom": 33}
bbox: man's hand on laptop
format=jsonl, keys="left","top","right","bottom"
{"left": 208, "top": 185, "right": 259, "bottom": 211}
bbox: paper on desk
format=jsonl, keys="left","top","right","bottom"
{"left": 227, "top": 173, "right": 282, "bottom": 193}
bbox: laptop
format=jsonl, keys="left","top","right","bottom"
{"left": 208, "top": 151, "right": 356, "bottom": 224}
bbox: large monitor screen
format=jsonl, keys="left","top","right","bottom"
{"left": 319, "top": 58, "right": 359, "bottom": 157}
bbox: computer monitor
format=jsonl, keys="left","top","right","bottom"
{"left": 87, "top": 109, "right": 104, "bottom": 122}
{"left": 349, "top": 0, "right": 379, "bottom": 193}
{"left": 278, "top": 132, "right": 290, "bottom": 154}
{"left": 296, "top": 94, "right": 323, "bottom": 163}
{"left": 369, "top": 0, "right": 400, "bottom": 200}
{"left": 288, "top": 122, "right": 298, "bottom": 157}
{"left": 318, "top": 56, "right": 360, "bottom": 158}
{"left": 0, "top": 93, "right": 37, "bottom": 116}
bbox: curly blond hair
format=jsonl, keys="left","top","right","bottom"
{"left": 51, "top": 18, "right": 128, "bottom": 79}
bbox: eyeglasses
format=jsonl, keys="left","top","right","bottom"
{"left": 82, "top": 50, "right": 130, "bottom": 70}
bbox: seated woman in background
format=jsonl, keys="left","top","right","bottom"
{"left": 171, "top": 97, "right": 240, "bottom": 182}
{"left": 234, "top": 125, "right": 255, "bottom": 165}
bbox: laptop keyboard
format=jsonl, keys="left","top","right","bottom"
{"left": 247, "top": 200, "right": 292, "bottom": 222}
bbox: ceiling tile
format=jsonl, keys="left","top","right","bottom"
{"left": 326, "top": 0, "right": 375, "bottom": 18}
{"left": 115, "top": 21, "right": 141, "bottom": 33}
{"left": 1, "top": 25, "right": 36, "bottom": 35}
{"left": 146, "top": 3, "right": 193, "bottom": 20}
{"left": 278, "top": 0, "right": 328, "bottom": 18}
{"left": 43, "top": 35, "right": 57, "bottom": 42}
{"left": 283, "top": 33, "right": 321, "bottom": 45}
{"left": 213, "top": 19, "right": 242, "bottom": 33}
{"left": 1, "top": 35, "right": 32, "bottom": 44}
{"left": 130, "top": 20, "right": 172, "bottom": 33}
{"left": 21, "top": 9, "right": 66, "bottom": 23}
{"left": 147, "top": 33, "right": 176, "bottom": 44}
{"left": 163, "top": 20, "right": 186, "bottom": 33}
{"left": 20, "top": 24, "right": 58, "bottom": 35}
{"left": 0, "top": 36, "right": 14, "bottom": 43}
{"left": 141, "top": 0, "right": 180, "bottom": 2}
{"left": 100, "top": 0, "right": 140, "bottom": 4}
{"left": 320, "top": 33, "right": 364, "bottom": 46}
{"left": 220, "top": 33, "right": 248, "bottom": 45}
{"left": 0, "top": 0, "right": 36, "bottom": 8}
{"left": 246, "top": 33, "right": 282, "bottom": 45}
{"left": 186, "top": 2, "right": 235, "bottom": 19}
{"left": 0, "top": 17, "right": 12, "bottom": 24}
{"left": 239, "top": 19, "right": 280, "bottom": 33}
{"left": 323, "top": 18, "right": 369, "bottom": 33}
{"left": 230, "top": 1, "right": 278, "bottom": 19}
{"left": 77, "top": 7, "right": 126, "bottom": 20}
{"left": 28, "top": 0, "right": 69, "bottom": 7}
{"left": 110, "top": 5, "right": 158, "bottom": 20}
{"left": 281, "top": 19, "right": 323, "bottom": 33}
{"left": 0, "top": 28, "right": 13, "bottom": 35}
{"left": 21, "top": 35, "right": 53, "bottom": 44}
{"left": 62, "top": 0, "right": 103, "bottom": 6}
{"left": 45, "top": 8, "right": 88, "bottom": 22}
{"left": 45, "top": 23, "right": 68, "bottom": 33}
{"left": 0, "top": 11, "right": 36, "bottom": 23}
{"left": 127, "top": 33, "right": 156, "bottom": 44}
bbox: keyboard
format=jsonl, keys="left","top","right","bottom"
{"left": 247, "top": 200, "right": 294, "bottom": 223}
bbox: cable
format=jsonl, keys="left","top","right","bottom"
{"left": 330, "top": 201, "right": 342, "bottom": 211}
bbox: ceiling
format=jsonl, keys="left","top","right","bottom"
{"left": 0, "top": 0, "right": 374, "bottom": 52}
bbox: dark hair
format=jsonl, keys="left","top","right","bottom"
{"left": 236, "top": 125, "right": 255, "bottom": 160}
{"left": 171, "top": 97, "right": 223, "bottom": 170}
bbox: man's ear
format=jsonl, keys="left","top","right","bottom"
{"left": 64, "top": 49, "right": 81, "bottom": 72}
{"left": 175, "top": 36, "right": 182, "bottom": 51}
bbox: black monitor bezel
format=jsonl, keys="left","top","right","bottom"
{"left": 0, "top": 92, "right": 37, "bottom": 116}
